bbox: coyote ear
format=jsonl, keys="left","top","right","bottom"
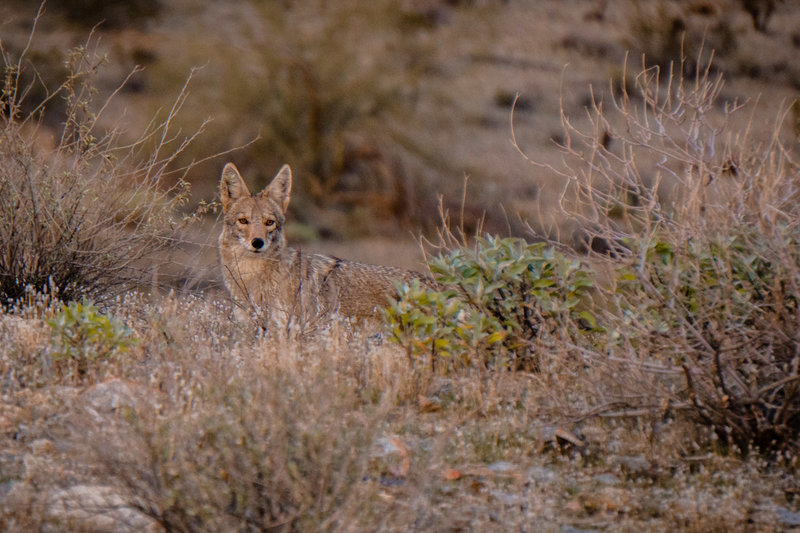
{"left": 220, "top": 163, "right": 251, "bottom": 213}
{"left": 261, "top": 164, "right": 292, "bottom": 213}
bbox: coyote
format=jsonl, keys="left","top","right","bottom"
{"left": 219, "top": 162, "right": 429, "bottom": 330}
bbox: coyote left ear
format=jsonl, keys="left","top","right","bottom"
{"left": 261, "top": 164, "right": 292, "bottom": 213}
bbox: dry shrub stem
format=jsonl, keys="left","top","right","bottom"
{"left": 0, "top": 22, "right": 204, "bottom": 306}
{"left": 512, "top": 52, "right": 800, "bottom": 454}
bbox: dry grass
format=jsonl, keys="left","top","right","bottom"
{"left": 0, "top": 292, "right": 797, "bottom": 531}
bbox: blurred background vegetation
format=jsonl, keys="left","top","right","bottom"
{"left": 1, "top": 0, "right": 798, "bottom": 270}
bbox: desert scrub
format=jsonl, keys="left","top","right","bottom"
{"left": 612, "top": 227, "right": 800, "bottom": 455}
{"left": 385, "top": 236, "right": 596, "bottom": 371}
{"left": 0, "top": 16, "right": 199, "bottom": 306}
{"left": 46, "top": 299, "right": 136, "bottom": 383}
{"left": 77, "top": 345, "right": 382, "bottom": 532}
{"left": 529, "top": 51, "right": 800, "bottom": 455}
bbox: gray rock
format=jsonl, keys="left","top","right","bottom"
{"left": 562, "top": 526, "right": 599, "bottom": 533}
{"left": 607, "top": 454, "right": 651, "bottom": 477}
{"left": 593, "top": 473, "right": 620, "bottom": 485}
{"left": 488, "top": 461, "right": 516, "bottom": 474}
{"left": 45, "top": 484, "right": 159, "bottom": 533}
{"left": 526, "top": 465, "right": 558, "bottom": 484}
{"left": 776, "top": 507, "right": 800, "bottom": 527}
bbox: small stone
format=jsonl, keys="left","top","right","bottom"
{"left": 593, "top": 473, "right": 620, "bottom": 485}
{"left": 562, "top": 526, "right": 599, "bottom": 533}
{"left": 607, "top": 454, "right": 651, "bottom": 477}
{"left": 46, "top": 484, "right": 159, "bottom": 533}
{"left": 490, "top": 489, "right": 520, "bottom": 505}
{"left": 488, "top": 461, "right": 516, "bottom": 474}
{"left": 443, "top": 468, "right": 462, "bottom": 480}
{"left": 526, "top": 465, "right": 557, "bottom": 484}
{"left": 30, "top": 439, "right": 55, "bottom": 455}
{"left": 776, "top": 507, "right": 800, "bottom": 526}
{"left": 583, "top": 487, "right": 628, "bottom": 513}
{"left": 80, "top": 379, "right": 147, "bottom": 415}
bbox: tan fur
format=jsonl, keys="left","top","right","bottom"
{"left": 219, "top": 163, "right": 429, "bottom": 329}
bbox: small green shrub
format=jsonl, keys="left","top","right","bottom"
{"left": 385, "top": 236, "right": 596, "bottom": 371}
{"left": 385, "top": 279, "right": 507, "bottom": 370}
{"left": 46, "top": 299, "right": 136, "bottom": 381}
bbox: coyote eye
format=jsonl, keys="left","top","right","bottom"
{"left": 237, "top": 217, "right": 249, "bottom": 225}
{"left": 265, "top": 219, "right": 275, "bottom": 227}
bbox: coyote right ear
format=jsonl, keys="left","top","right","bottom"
{"left": 220, "top": 163, "right": 250, "bottom": 213}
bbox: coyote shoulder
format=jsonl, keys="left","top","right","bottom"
{"left": 218, "top": 163, "right": 429, "bottom": 326}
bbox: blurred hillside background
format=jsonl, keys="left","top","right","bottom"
{"left": 1, "top": 0, "right": 799, "bottom": 284}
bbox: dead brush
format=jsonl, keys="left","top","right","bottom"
{"left": 0, "top": 12, "right": 202, "bottom": 307}
{"left": 55, "top": 294, "right": 413, "bottom": 532}
{"left": 525, "top": 52, "right": 800, "bottom": 455}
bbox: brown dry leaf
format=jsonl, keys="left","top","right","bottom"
{"left": 583, "top": 487, "right": 628, "bottom": 513}
{"left": 443, "top": 468, "right": 462, "bottom": 480}
{"left": 554, "top": 428, "right": 585, "bottom": 448}
{"left": 417, "top": 394, "right": 442, "bottom": 413}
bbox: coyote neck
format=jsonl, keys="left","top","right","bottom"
{"left": 220, "top": 244, "right": 338, "bottom": 317}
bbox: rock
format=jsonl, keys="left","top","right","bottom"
{"left": 525, "top": 465, "right": 558, "bottom": 485}
{"left": 372, "top": 436, "right": 410, "bottom": 478}
{"left": 776, "top": 507, "right": 800, "bottom": 527}
{"left": 487, "top": 461, "right": 516, "bottom": 474}
{"left": 593, "top": 473, "right": 620, "bottom": 485}
{"left": 443, "top": 468, "right": 462, "bottom": 480}
{"left": 489, "top": 489, "right": 521, "bottom": 505}
{"left": 80, "top": 378, "right": 149, "bottom": 416}
{"left": 45, "top": 484, "right": 160, "bottom": 533}
{"left": 417, "top": 394, "right": 442, "bottom": 413}
{"left": 582, "top": 487, "right": 629, "bottom": 513}
{"left": 607, "top": 454, "right": 651, "bottom": 477}
{"left": 561, "top": 526, "right": 599, "bottom": 533}
{"left": 30, "top": 438, "right": 55, "bottom": 455}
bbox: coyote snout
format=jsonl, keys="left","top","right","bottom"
{"left": 218, "top": 163, "right": 430, "bottom": 330}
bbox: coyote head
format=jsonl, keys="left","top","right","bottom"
{"left": 219, "top": 163, "right": 292, "bottom": 255}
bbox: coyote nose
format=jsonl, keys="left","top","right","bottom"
{"left": 251, "top": 238, "right": 265, "bottom": 250}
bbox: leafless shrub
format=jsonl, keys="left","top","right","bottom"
{"left": 0, "top": 11, "right": 202, "bottom": 306}
{"left": 523, "top": 53, "right": 800, "bottom": 455}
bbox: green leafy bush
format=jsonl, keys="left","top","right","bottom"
{"left": 46, "top": 299, "right": 137, "bottom": 381}
{"left": 385, "top": 236, "right": 596, "bottom": 371}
